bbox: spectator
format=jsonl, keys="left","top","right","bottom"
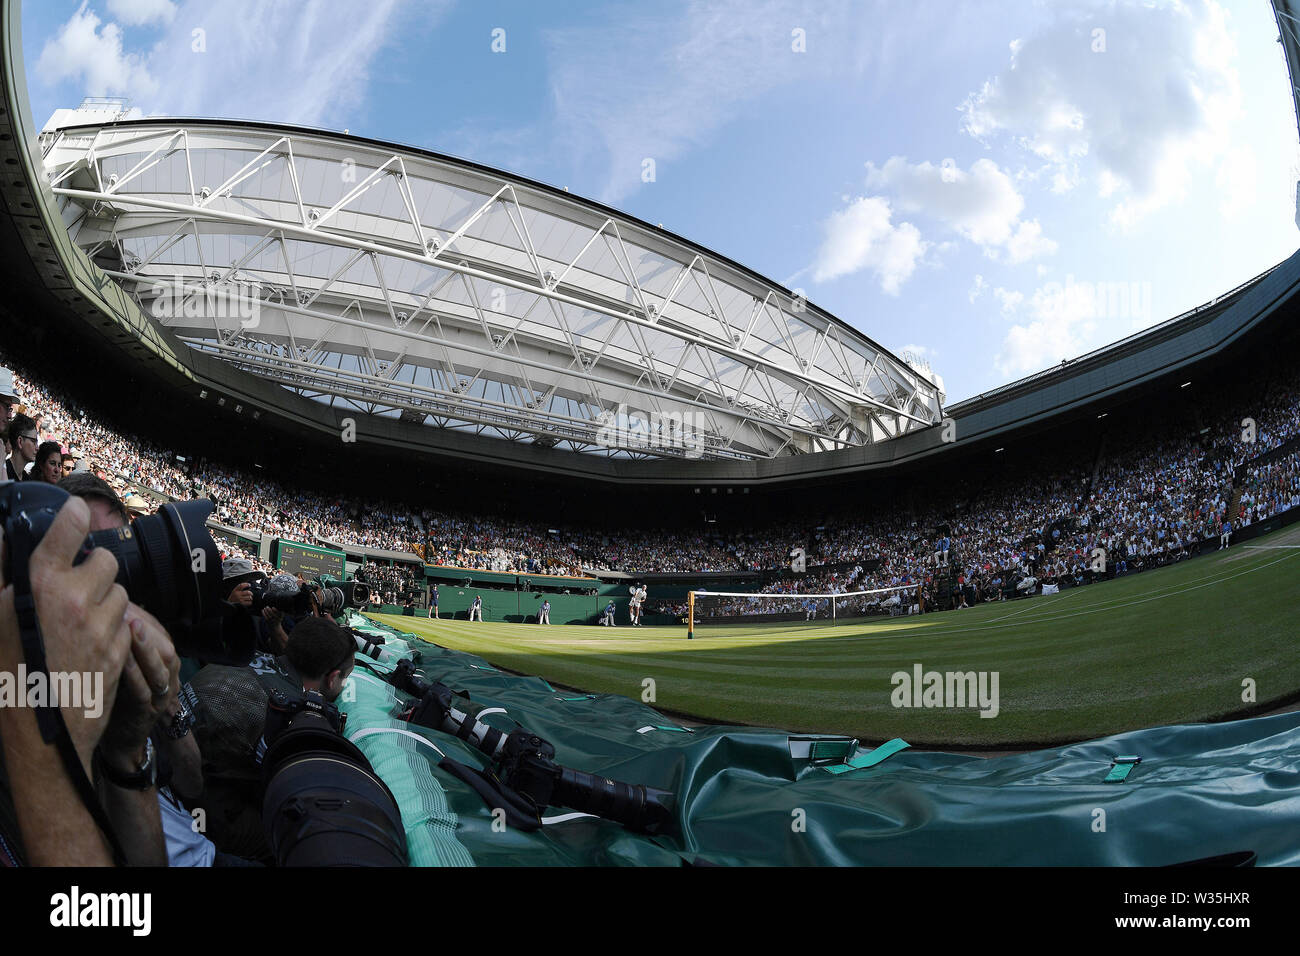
{"left": 6, "top": 414, "right": 38, "bottom": 480}
{"left": 32, "top": 441, "right": 64, "bottom": 484}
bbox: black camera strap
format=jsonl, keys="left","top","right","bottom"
{"left": 434, "top": 755, "right": 543, "bottom": 831}
{"left": 12, "top": 590, "right": 128, "bottom": 866}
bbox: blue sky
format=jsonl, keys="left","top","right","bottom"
{"left": 20, "top": 0, "right": 1300, "bottom": 403}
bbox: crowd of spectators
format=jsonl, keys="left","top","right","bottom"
{"left": 2, "top": 341, "right": 1297, "bottom": 869}
{"left": 2, "top": 348, "right": 1298, "bottom": 612}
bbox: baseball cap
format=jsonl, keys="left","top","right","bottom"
{"left": 0, "top": 367, "right": 21, "bottom": 404}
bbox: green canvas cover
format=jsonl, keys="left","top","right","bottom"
{"left": 342, "top": 613, "right": 1300, "bottom": 866}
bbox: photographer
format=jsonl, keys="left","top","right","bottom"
{"left": 185, "top": 591, "right": 347, "bottom": 862}
{"left": 270, "top": 617, "right": 354, "bottom": 713}
{"left": 221, "top": 558, "right": 294, "bottom": 656}
{"left": 57, "top": 473, "right": 261, "bottom": 867}
{"left": 0, "top": 495, "right": 174, "bottom": 866}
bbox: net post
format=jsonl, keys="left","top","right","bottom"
{"left": 686, "top": 590, "right": 695, "bottom": 640}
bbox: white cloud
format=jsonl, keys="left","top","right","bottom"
{"left": 1005, "top": 219, "right": 1057, "bottom": 264}
{"left": 543, "top": 1, "right": 884, "bottom": 204}
{"left": 993, "top": 287, "right": 1023, "bottom": 316}
{"left": 1215, "top": 144, "right": 1256, "bottom": 219}
{"left": 144, "top": 0, "right": 436, "bottom": 126}
{"left": 36, "top": 0, "right": 442, "bottom": 130}
{"left": 961, "top": 0, "right": 1240, "bottom": 227}
{"left": 993, "top": 273, "right": 1156, "bottom": 376}
{"left": 996, "top": 280, "right": 1097, "bottom": 377}
{"left": 36, "top": 2, "right": 158, "bottom": 98}
{"left": 810, "top": 196, "right": 927, "bottom": 294}
{"left": 107, "top": 0, "right": 177, "bottom": 26}
{"left": 968, "top": 273, "right": 988, "bottom": 302}
{"left": 862, "top": 156, "right": 1056, "bottom": 263}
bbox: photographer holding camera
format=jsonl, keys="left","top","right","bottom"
{"left": 0, "top": 494, "right": 177, "bottom": 865}
{"left": 56, "top": 474, "right": 268, "bottom": 866}
{"left": 187, "top": 610, "right": 401, "bottom": 866}
{"left": 220, "top": 558, "right": 296, "bottom": 657}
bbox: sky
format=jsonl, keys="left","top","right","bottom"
{"left": 19, "top": 0, "right": 1300, "bottom": 404}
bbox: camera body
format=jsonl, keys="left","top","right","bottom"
{"left": 263, "top": 684, "right": 347, "bottom": 746}
{"left": 247, "top": 574, "right": 367, "bottom": 618}
{"left": 0, "top": 480, "right": 253, "bottom": 664}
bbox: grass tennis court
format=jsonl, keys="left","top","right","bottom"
{"left": 367, "top": 527, "right": 1300, "bottom": 747}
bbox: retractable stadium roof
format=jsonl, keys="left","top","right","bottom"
{"left": 38, "top": 113, "right": 945, "bottom": 463}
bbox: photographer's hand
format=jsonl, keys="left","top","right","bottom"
{"left": 100, "top": 604, "right": 179, "bottom": 771}
{"left": 262, "top": 606, "right": 288, "bottom": 654}
{"left": 9, "top": 495, "right": 133, "bottom": 772}
{"left": 226, "top": 581, "right": 252, "bottom": 608}
{"left": 93, "top": 604, "right": 177, "bottom": 867}
{"left": 0, "top": 496, "right": 133, "bottom": 865}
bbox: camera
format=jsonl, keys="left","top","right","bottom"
{"left": 0, "top": 480, "right": 254, "bottom": 664}
{"left": 260, "top": 683, "right": 407, "bottom": 867}
{"left": 247, "top": 574, "right": 368, "bottom": 617}
{"left": 389, "top": 658, "right": 674, "bottom": 834}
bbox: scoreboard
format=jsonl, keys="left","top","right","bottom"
{"left": 275, "top": 539, "right": 345, "bottom": 580}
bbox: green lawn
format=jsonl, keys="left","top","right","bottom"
{"left": 367, "top": 530, "right": 1300, "bottom": 746}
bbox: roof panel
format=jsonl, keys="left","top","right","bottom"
{"left": 45, "top": 119, "right": 944, "bottom": 461}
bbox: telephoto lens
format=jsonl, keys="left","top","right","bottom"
{"left": 0, "top": 481, "right": 254, "bottom": 663}
{"left": 260, "top": 694, "right": 408, "bottom": 867}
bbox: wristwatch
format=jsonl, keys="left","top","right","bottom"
{"left": 166, "top": 690, "right": 196, "bottom": 739}
{"left": 95, "top": 737, "right": 157, "bottom": 791}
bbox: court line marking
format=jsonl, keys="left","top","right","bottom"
{"left": 375, "top": 546, "right": 1297, "bottom": 651}
{"left": 817, "top": 549, "right": 1300, "bottom": 643}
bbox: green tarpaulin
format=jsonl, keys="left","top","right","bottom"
{"left": 342, "top": 613, "right": 1300, "bottom": 866}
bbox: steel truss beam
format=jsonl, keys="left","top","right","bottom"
{"left": 42, "top": 121, "right": 944, "bottom": 461}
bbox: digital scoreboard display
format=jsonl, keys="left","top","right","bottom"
{"left": 275, "top": 539, "right": 345, "bottom": 580}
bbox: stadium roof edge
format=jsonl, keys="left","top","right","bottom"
{"left": 1274, "top": 0, "right": 1300, "bottom": 149}
{"left": 945, "top": 259, "right": 1285, "bottom": 416}
{"left": 41, "top": 114, "right": 949, "bottom": 458}
{"left": 42, "top": 114, "right": 914, "bottom": 392}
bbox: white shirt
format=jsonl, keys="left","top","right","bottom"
{"left": 158, "top": 787, "right": 216, "bottom": 867}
